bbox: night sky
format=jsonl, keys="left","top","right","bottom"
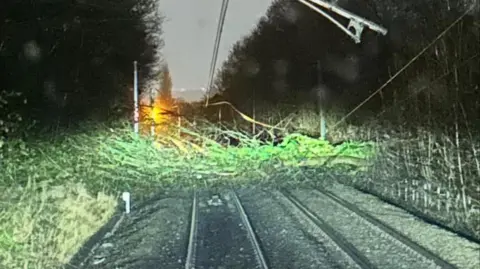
{"left": 160, "top": 0, "right": 274, "bottom": 99}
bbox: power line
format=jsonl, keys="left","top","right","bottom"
{"left": 206, "top": 0, "right": 229, "bottom": 105}
{"left": 331, "top": 5, "right": 475, "bottom": 129}
{"left": 205, "top": 0, "right": 229, "bottom": 106}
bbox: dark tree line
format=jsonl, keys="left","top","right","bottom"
{"left": 209, "top": 0, "right": 479, "bottom": 128}
{"left": 0, "top": 0, "right": 164, "bottom": 135}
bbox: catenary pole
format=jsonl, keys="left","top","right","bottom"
{"left": 133, "top": 61, "right": 139, "bottom": 134}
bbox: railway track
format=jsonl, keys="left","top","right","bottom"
{"left": 278, "top": 189, "right": 377, "bottom": 269}
{"left": 74, "top": 187, "right": 465, "bottom": 269}
{"left": 279, "top": 187, "right": 458, "bottom": 269}
{"left": 184, "top": 189, "right": 269, "bottom": 269}
{"left": 183, "top": 187, "right": 458, "bottom": 269}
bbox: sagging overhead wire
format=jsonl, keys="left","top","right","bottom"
{"left": 331, "top": 4, "right": 476, "bottom": 130}
{"left": 201, "top": 0, "right": 278, "bottom": 131}
{"left": 205, "top": 0, "right": 229, "bottom": 107}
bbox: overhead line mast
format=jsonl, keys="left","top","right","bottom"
{"left": 297, "top": 0, "right": 388, "bottom": 44}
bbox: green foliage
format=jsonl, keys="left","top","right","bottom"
{"left": 204, "top": 132, "right": 374, "bottom": 171}
{"left": 0, "top": 90, "right": 26, "bottom": 146}
{"left": 0, "top": 120, "right": 373, "bottom": 192}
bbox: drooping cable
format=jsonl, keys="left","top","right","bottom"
{"left": 205, "top": 0, "right": 229, "bottom": 106}
{"left": 331, "top": 5, "right": 475, "bottom": 129}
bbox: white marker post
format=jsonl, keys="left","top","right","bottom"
{"left": 122, "top": 192, "right": 131, "bottom": 214}
{"left": 133, "top": 61, "right": 139, "bottom": 134}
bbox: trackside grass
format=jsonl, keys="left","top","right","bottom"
{"left": 0, "top": 120, "right": 372, "bottom": 269}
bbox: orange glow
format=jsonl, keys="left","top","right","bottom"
{"left": 138, "top": 65, "right": 175, "bottom": 136}
{"left": 139, "top": 96, "right": 175, "bottom": 135}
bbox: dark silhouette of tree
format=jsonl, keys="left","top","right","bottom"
{"left": 212, "top": 0, "right": 479, "bottom": 127}
{"left": 0, "top": 0, "right": 164, "bottom": 135}
{"left": 159, "top": 64, "right": 173, "bottom": 104}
